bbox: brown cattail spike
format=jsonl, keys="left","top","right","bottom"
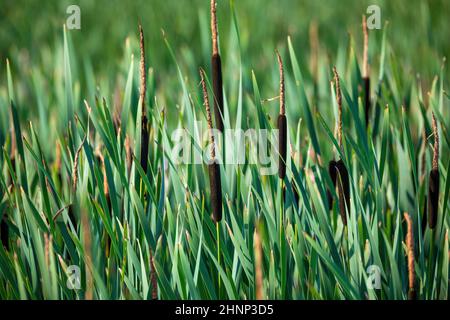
{"left": 428, "top": 113, "right": 440, "bottom": 229}
{"left": 404, "top": 212, "right": 416, "bottom": 299}
{"left": 333, "top": 67, "right": 343, "bottom": 150}
{"left": 210, "top": 0, "right": 224, "bottom": 132}
{"left": 150, "top": 249, "right": 158, "bottom": 300}
{"left": 362, "top": 15, "right": 371, "bottom": 127}
{"left": 139, "top": 24, "right": 147, "bottom": 113}
{"left": 362, "top": 15, "right": 369, "bottom": 78}
{"left": 210, "top": 0, "right": 219, "bottom": 56}
{"left": 327, "top": 160, "right": 338, "bottom": 210}
{"left": 200, "top": 69, "right": 222, "bottom": 223}
{"left": 336, "top": 159, "right": 350, "bottom": 225}
{"left": 254, "top": 228, "right": 264, "bottom": 300}
{"left": 1, "top": 214, "right": 9, "bottom": 249}
{"left": 139, "top": 24, "right": 150, "bottom": 174}
{"left": 276, "top": 51, "right": 287, "bottom": 180}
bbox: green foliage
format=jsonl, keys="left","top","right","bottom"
{"left": 0, "top": 1, "right": 449, "bottom": 300}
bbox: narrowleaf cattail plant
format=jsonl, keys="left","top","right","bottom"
{"left": 210, "top": 0, "right": 224, "bottom": 132}
{"left": 428, "top": 113, "right": 440, "bottom": 229}
{"left": 200, "top": 68, "right": 222, "bottom": 223}
{"left": 362, "top": 15, "right": 370, "bottom": 127}
{"left": 328, "top": 67, "right": 351, "bottom": 225}
{"left": 139, "top": 24, "right": 150, "bottom": 174}
{"left": 404, "top": 212, "right": 416, "bottom": 300}
{"left": 276, "top": 50, "right": 287, "bottom": 180}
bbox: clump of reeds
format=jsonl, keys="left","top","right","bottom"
{"left": 362, "top": 15, "right": 371, "bottom": 127}
{"left": 327, "top": 67, "right": 350, "bottom": 225}
{"left": 200, "top": 68, "right": 222, "bottom": 223}
{"left": 276, "top": 50, "right": 287, "bottom": 180}
{"left": 139, "top": 24, "right": 150, "bottom": 174}
{"left": 210, "top": 0, "right": 224, "bottom": 132}
{"left": 428, "top": 113, "right": 440, "bottom": 229}
{"left": 404, "top": 212, "right": 416, "bottom": 299}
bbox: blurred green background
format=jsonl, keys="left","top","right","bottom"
{"left": 1, "top": 0, "right": 449, "bottom": 79}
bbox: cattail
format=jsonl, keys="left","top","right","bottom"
{"left": 276, "top": 50, "right": 287, "bottom": 180}
{"left": 428, "top": 113, "right": 440, "bottom": 229}
{"left": 139, "top": 24, "right": 150, "bottom": 174}
{"left": 253, "top": 227, "right": 264, "bottom": 300}
{"left": 210, "top": 0, "right": 224, "bottom": 132}
{"left": 362, "top": 15, "right": 370, "bottom": 127}
{"left": 404, "top": 212, "right": 416, "bottom": 299}
{"left": 200, "top": 68, "right": 222, "bottom": 223}
{"left": 331, "top": 67, "right": 350, "bottom": 225}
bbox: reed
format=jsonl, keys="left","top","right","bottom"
{"left": 362, "top": 15, "right": 370, "bottom": 127}
{"left": 210, "top": 0, "right": 224, "bottom": 132}
{"left": 404, "top": 212, "right": 416, "bottom": 299}
{"left": 276, "top": 50, "right": 287, "bottom": 180}
{"left": 428, "top": 113, "right": 440, "bottom": 229}
{"left": 200, "top": 68, "right": 223, "bottom": 223}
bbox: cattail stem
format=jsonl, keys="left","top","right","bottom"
{"left": 276, "top": 51, "right": 287, "bottom": 179}
{"left": 210, "top": 0, "right": 224, "bottom": 133}
{"left": 404, "top": 212, "right": 416, "bottom": 299}
{"left": 200, "top": 69, "right": 223, "bottom": 223}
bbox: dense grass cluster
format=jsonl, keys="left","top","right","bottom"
{"left": 0, "top": 1, "right": 449, "bottom": 300}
